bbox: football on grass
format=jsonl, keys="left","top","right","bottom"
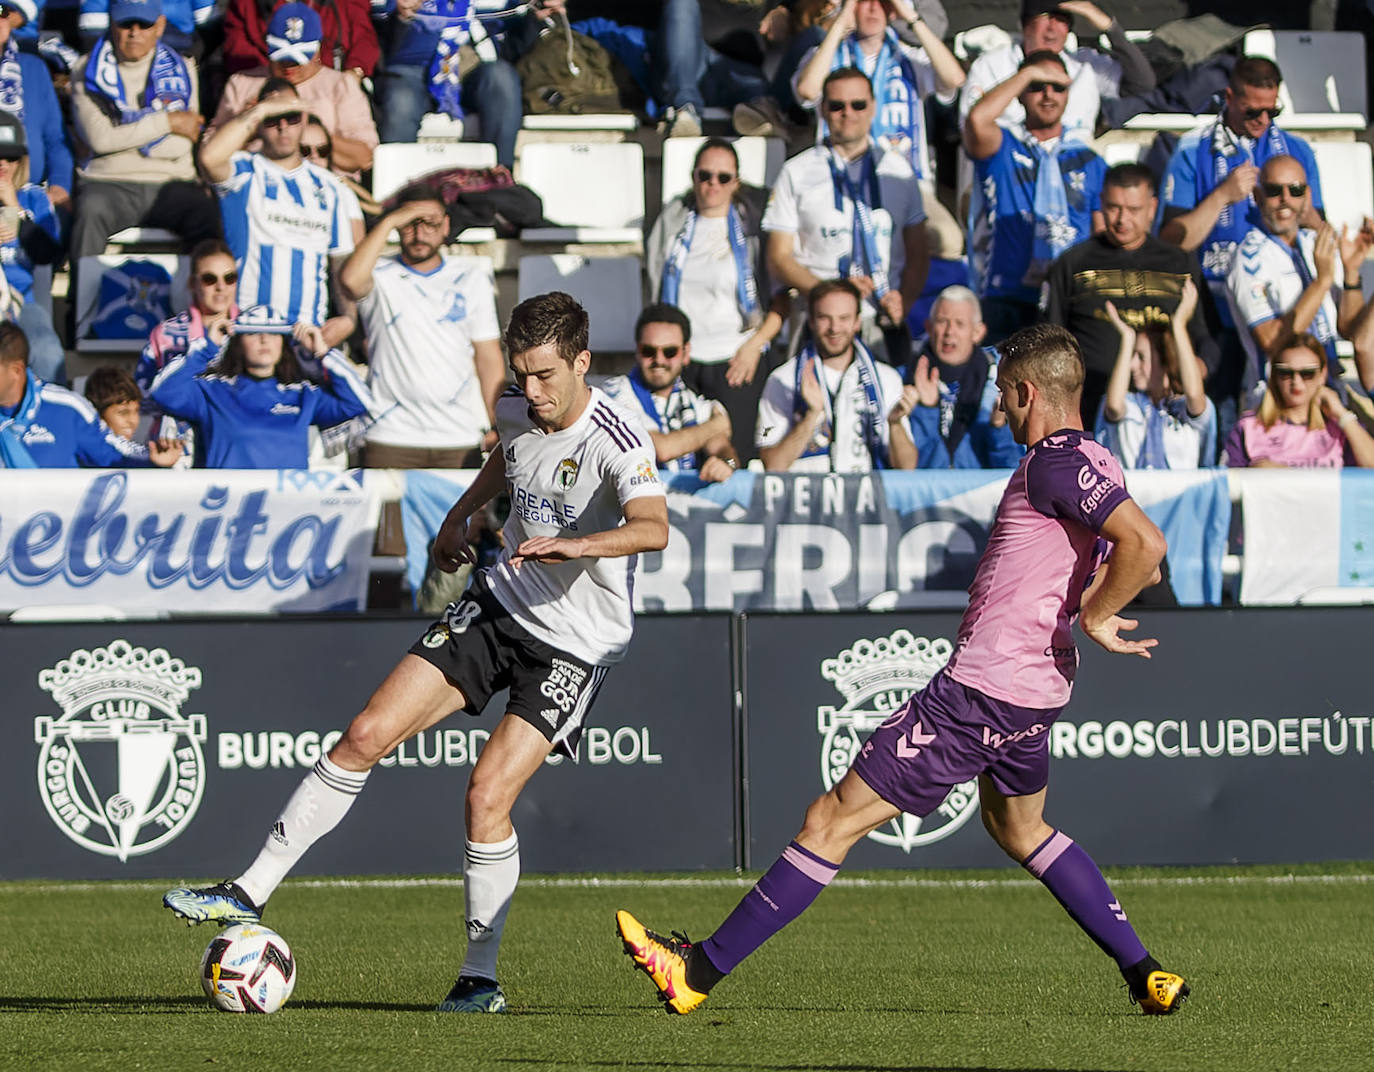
{"left": 200, "top": 923, "right": 297, "bottom": 1013}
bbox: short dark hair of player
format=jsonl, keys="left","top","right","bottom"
{"left": 190, "top": 237, "right": 235, "bottom": 273}
{"left": 1103, "top": 162, "right": 1157, "bottom": 196}
{"left": 209, "top": 333, "right": 305, "bottom": 384}
{"left": 85, "top": 365, "right": 141, "bottom": 411}
{"left": 0, "top": 319, "right": 28, "bottom": 367}
{"left": 996, "top": 323, "right": 1085, "bottom": 408}
{"left": 635, "top": 303, "right": 692, "bottom": 345}
{"left": 505, "top": 291, "right": 589, "bottom": 366}
{"left": 821, "top": 66, "right": 873, "bottom": 99}
{"left": 1019, "top": 49, "right": 1068, "bottom": 74}
{"left": 257, "top": 77, "right": 299, "bottom": 102}
{"left": 394, "top": 182, "right": 445, "bottom": 210}
{"left": 1231, "top": 56, "right": 1282, "bottom": 92}
{"left": 807, "top": 277, "right": 863, "bottom": 318}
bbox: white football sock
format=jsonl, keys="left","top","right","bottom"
{"left": 459, "top": 832, "right": 520, "bottom": 982}
{"left": 235, "top": 755, "right": 368, "bottom": 909}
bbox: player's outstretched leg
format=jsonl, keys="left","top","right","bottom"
{"left": 982, "top": 781, "right": 1188, "bottom": 1014}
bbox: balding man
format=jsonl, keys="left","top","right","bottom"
{"left": 1226, "top": 155, "right": 1372, "bottom": 399}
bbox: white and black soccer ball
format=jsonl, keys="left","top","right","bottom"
{"left": 200, "top": 923, "right": 297, "bottom": 1013}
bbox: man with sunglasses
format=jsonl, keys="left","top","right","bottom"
{"left": 70, "top": 0, "right": 220, "bottom": 263}
{"left": 200, "top": 77, "right": 361, "bottom": 349}
{"left": 210, "top": 2, "right": 378, "bottom": 177}
{"left": 599, "top": 303, "right": 739, "bottom": 482}
{"left": 1225, "top": 154, "right": 1373, "bottom": 401}
{"left": 763, "top": 66, "right": 928, "bottom": 364}
{"left": 1160, "top": 57, "right": 1325, "bottom": 409}
{"left": 964, "top": 50, "right": 1106, "bottom": 343}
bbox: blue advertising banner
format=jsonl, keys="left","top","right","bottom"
{"left": 0, "top": 469, "right": 380, "bottom": 613}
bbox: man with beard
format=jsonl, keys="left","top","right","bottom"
{"left": 755, "top": 277, "right": 917, "bottom": 472}
{"left": 600, "top": 303, "right": 739, "bottom": 482}
{"left": 199, "top": 78, "right": 360, "bottom": 347}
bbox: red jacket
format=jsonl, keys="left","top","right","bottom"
{"left": 223, "top": 0, "right": 381, "bottom": 76}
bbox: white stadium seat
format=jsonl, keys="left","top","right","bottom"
{"left": 521, "top": 113, "right": 637, "bottom": 132}
{"left": 1243, "top": 30, "right": 1368, "bottom": 123}
{"left": 659, "top": 136, "right": 787, "bottom": 205}
{"left": 517, "top": 254, "right": 642, "bottom": 352}
{"left": 1310, "top": 141, "right": 1374, "bottom": 232}
{"left": 517, "top": 142, "right": 645, "bottom": 243}
{"left": 371, "top": 141, "right": 499, "bottom": 202}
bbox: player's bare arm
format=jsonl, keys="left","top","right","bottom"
{"left": 433, "top": 447, "right": 508, "bottom": 570}
{"left": 1079, "top": 498, "right": 1166, "bottom": 657}
{"left": 510, "top": 495, "right": 669, "bottom": 566}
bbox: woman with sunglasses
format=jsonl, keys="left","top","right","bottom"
{"left": 148, "top": 304, "right": 374, "bottom": 468}
{"left": 647, "top": 137, "right": 784, "bottom": 463}
{"left": 1222, "top": 332, "right": 1374, "bottom": 468}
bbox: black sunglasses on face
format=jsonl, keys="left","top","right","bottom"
{"left": 300, "top": 143, "right": 331, "bottom": 159}
{"left": 824, "top": 98, "right": 869, "bottom": 113}
{"left": 638, "top": 344, "right": 681, "bottom": 359}
{"left": 263, "top": 112, "right": 304, "bottom": 128}
{"left": 1243, "top": 104, "right": 1282, "bottom": 121}
{"left": 1272, "top": 364, "right": 1320, "bottom": 381}
{"left": 197, "top": 271, "right": 238, "bottom": 286}
{"left": 694, "top": 169, "right": 736, "bottom": 185}
{"left": 1026, "top": 80, "right": 1068, "bottom": 94}
{"left": 1261, "top": 181, "right": 1307, "bottom": 199}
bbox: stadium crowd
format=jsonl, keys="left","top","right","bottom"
{"left": 1, "top": 0, "right": 1373, "bottom": 476}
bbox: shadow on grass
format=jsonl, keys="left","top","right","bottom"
{"left": 0, "top": 995, "right": 438, "bottom": 1014}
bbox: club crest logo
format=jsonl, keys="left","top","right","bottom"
{"left": 556, "top": 458, "right": 579, "bottom": 489}
{"left": 33, "top": 641, "right": 207, "bottom": 861}
{"left": 285, "top": 15, "right": 305, "bottom": 40}
{"left": 817, "top": 630, "right": 979, "bottom": 852}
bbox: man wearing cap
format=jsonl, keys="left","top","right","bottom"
{"left": 959, "top": 0, "right": 1153, "bottom": 137}
{"left": 963, "top": 50, "right": 1107, "bottom": 342}
{"left": 70, "top": 0, "right": 219, "bottom": 262}
{"left": 200, "top": 78, "right": 360, "bottom": 348}
{"left": 209, "top": 2, "right": 378, "bottom": 177}
{"left": 0, "top": 0, "right": 73, "bottom": 203}
{"left": 79, "top": 0, "right": 216, "bottom": 57}
{"left": 224, "top": 0, "right": 378, "bottom": 78}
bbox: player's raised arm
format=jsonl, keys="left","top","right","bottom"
{"left": 433, "top": 447, "right": 508, "bottom": 571}
{"left": 510, "top": 494, "right": 669, "bottom": 566}
{"left": 1078, "top": 497, "right": 1166, "bottom": 657}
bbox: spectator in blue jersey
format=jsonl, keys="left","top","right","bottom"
{"left": 199, "top": 78, "right": 361, "bottom": 348}
{"left": 792, "top": 0, "right": 964, "bottom": 252}
{"left": 79, "top": 0, "right": 216, "bottom": 55}
{"left": 148, "top": 304, "right": 374, "bottom": 468}
{"left": 0, "top": 322, "right": 182, "bottom": 467}
{"left": 0, "top": 112, "right": 66, "bottom": 385}
{"left": 374, "top": 0, "right": 533, "bottom": 165}
{"left": 963, "top": 50, "right": 1106, "bottom": 344}
{"left": 1159, "top": 57, "right": 1324, "bottom": 412}
{"left": 70, "top": 0, "right": 220, "bottom": 262}
{"left": 1097, "top": 280, "right": 1217, "bottom": 470}
{"left": 904, "top": 285, "right": 1023, "bottom": 469}
{"left": 646, "top": 138, "right": 783, "bottom": 465}
{"left": 0, "top": 0, "right": 73, "bottom": 205}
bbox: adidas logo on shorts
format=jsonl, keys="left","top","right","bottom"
{"left": 540, "top": 709, "right": 559, "bottom": 728}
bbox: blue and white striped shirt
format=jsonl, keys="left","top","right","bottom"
{"left": 216, "top": 152, "right": 359, "bottom": 328}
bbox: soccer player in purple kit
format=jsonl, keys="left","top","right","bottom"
{"left": 617, "top": 322, "right": 1190, "bottom": 1016}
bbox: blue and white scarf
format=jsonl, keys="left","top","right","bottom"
{"left": 827, "top": 142, "right": 889, "bottom": 303}
{"left": 0, "top": 367, "right": 41, "bottom": 468}
{"left": 794, "top": 338, "right": 888, "bottom": 468}
{"left": 1198, "top": 109, "right": 1289, "bottom": 234}
{"left": 1273, "top": 229, "right": 1338, "bottom": 362}
{"left": 0, "top": 40, "right": 24, "bottom": 123}
{"left": 1023, "top": 125, "right": 1091, "bottom": 286}
{"left": 836, "top": 30, "right": 924, "bottom": 178}
{"left": 1138, "top": 393, "right": 1186, "bottom": 470}
{"left": 428, "top": 0, "right": 501, "bottom": 121}
{"left": 83, "top": 37, "right": 192, "bottom": 157}
{"left": 627, "top": 366, "right": 698, "bottom": 473}
{"left": 659, "top": 203, "right": 761, "bottom": 332}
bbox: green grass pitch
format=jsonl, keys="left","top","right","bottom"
{"left": 4, "top": 864, "right": 1373, "bottom": 1072}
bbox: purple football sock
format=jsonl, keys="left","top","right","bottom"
{"left": 699, "top": 841, "right": 839, "bottom": 975}
{"left": 1023, "top": 830, "right": 1148, "bottom": 969}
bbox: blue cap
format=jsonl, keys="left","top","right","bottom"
{"left": 232, "top": 306, "right": 295, "bottom": 335}
{"left": 266, "top": 3, "right": 323, "bottom": 64}
{"left": 110, "top": 0, "right": 162, "bottom": 24}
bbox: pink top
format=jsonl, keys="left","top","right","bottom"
{"left": 945, "top": 430, "right": 1129, "bottom": 709}
{"left": 1223, "top": 413, "right": 1348, "bottom": 468}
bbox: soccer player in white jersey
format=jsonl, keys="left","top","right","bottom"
{"left": 340, "top": 181, "right": 506, "bottom": 470}
{"left": 198, "top": 78, "right": 359, "bottom": 348}
{"left": 164, "top": 292, "right": 670, "bottom": 1014}
{"left": 618, "top": 323, "right": 1189, "bottom": 1017}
